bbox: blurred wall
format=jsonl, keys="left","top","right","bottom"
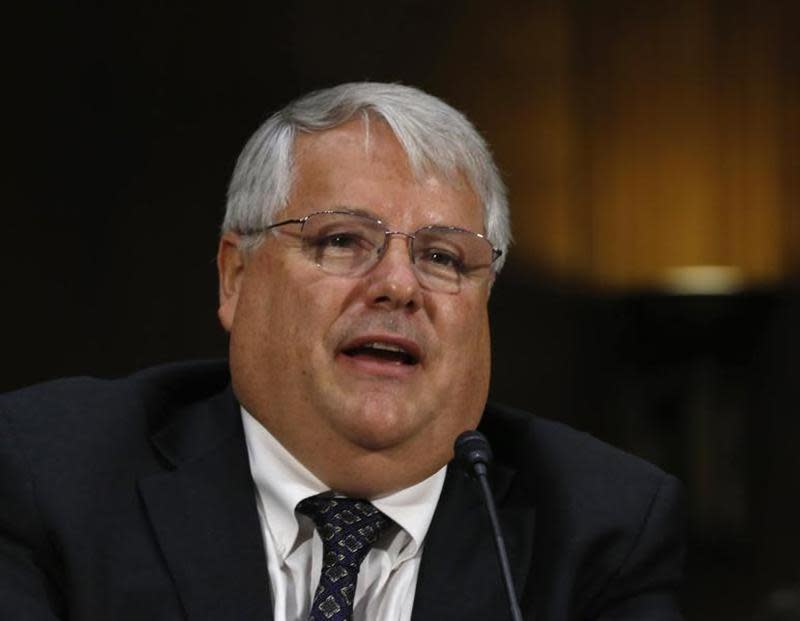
{"left": 434, "top": 0, "right": 799, "bottom": 289}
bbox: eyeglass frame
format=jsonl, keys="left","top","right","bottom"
{"left": 236, "top": 209, "right": 503, "bottom": 283}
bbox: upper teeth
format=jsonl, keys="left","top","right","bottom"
{"left": 364, "top": 342, "right": 406, "bottom": 353}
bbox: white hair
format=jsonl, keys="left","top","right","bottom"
{"left": 223, "top": 82, "right": 511, "bottom": 271}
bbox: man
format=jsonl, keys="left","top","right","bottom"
{"left": 0, "top": 83, "right": 685, "bottom": 620}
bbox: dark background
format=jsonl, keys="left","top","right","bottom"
{"left": 5, "top": 2, "right": 799, "bottom": 619}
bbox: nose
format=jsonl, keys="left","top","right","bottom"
{"left": 363, "top": 234, "right": 423, "bottom": 311}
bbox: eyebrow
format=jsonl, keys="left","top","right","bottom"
{"left": 327, "top": 206, "right": 485, "bottom": 237}
{"left": 331, "top": 205, "right": 384, "bottom": 222}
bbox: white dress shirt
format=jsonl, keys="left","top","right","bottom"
{"left": 241, "top": 408, "right": 447, "bottom": 621}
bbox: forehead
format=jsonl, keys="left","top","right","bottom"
{"left": 287, "top": 119, "right": 485, "bottom": 232}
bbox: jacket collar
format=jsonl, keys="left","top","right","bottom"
{"left": 138, "top": 385, "right": 273, "bottom": 621}
{"left": 411, "top": 446, "right": 536, "bottom": 620}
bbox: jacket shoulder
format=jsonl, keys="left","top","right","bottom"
{"left": 0, "top": 359, "right": 231, "bottom": 438}
{"left": 481, "top": 402, "right": 686, "bottom": 615}
{"left": 481, "top": 401, "right": 671, "bottom": 493}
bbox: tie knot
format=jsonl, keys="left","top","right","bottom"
{"left": 296, "top": 495, "right": 394, "bottom": 569}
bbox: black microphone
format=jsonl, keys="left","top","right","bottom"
{"left": 454, "top": 430, "right": 524, "bottom": 621}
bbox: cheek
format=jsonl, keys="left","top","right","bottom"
{"left": 257, "top": 285, "right": 312, "bottom": 356}
{"left": 433, "top": 301, "right": 491, "bottom": 434}
{"left": 438, "top": 299, "right": 491, "bottom": 373}
{"left": 255, "top": 272, "right": 349, "bottom": 360}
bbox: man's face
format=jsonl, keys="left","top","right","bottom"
{"left": 218, "top": 119, "right": 493, "bottom": 496}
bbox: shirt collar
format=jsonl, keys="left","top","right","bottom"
{"left": 241, "top": 407, "right": 327, "bottom": 560}
{"left": 240, "top": 407, "right": 446, "bottom": 562}
{"left": 372, "top": 467, "right": 446, "bottom": 559}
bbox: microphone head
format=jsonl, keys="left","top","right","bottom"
{"left": 454, "top": 430, "right": 493, "bottom": 475}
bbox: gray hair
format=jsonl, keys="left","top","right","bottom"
{"left": 223, "top": 82, "right": 511, "bottom": 271}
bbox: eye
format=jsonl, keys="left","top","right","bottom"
{"left": 318, "top": 232, "right": 363, "bottom": 248}
{"left": 307, "top": 230, "right": 377, "bottom": 257}
{"left": 419, "top": 248, "right": 466, "bottom": 272}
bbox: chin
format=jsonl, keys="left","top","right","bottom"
{"left": 334, "top": 397, "right": 428, "bottom": 452}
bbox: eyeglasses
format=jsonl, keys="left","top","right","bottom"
{"left": 240, "top": 210, "right": 502, "bottom": 293}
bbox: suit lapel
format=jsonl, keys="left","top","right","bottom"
{"left": 411, "top": 462, "right": 536, "bottom": 620}
{"left": 138, "top": 387, "right": 272, "bottom": 621}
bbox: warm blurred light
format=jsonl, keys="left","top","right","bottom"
{"left": 659, "top": 265, "right": 746, "bottom": 295}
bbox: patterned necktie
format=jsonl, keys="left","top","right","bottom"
{"left": 296, "top": 495, "right": 395, "bottom": 621}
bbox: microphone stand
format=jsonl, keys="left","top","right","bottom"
{"left": 455, "top": 431, "right": 524, "bottom": 621}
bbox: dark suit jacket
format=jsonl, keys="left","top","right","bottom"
{"left": 0, "top": 360, "right": 685, "bottom": 620}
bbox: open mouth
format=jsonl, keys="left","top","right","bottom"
{"left": 342, "top": 342, "right": 420, "bottom": 366}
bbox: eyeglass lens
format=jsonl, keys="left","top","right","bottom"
{"left": 298, "top": 212, "right": 494, "bottom": 292}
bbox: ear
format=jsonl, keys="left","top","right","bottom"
{"left": 217, "top": 232, "right": 246, "bottom": 332}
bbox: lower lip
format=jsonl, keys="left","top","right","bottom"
{"left": 336, "top": 353, "right": 420, "bottom": 379}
